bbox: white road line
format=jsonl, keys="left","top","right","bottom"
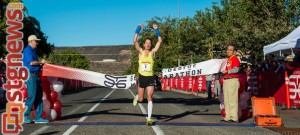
{"left": 29, "top": 126, "right": 50, "bottom": 135}
{"left": 128, "top": 89, "right": 165, "bottom": 135}
{"left": 29, "top": 96, "right": 96, "bottom": 135}
{"left": 62, "top": 89, "right": 115, "bottom": 135}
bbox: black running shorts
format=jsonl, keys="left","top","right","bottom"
{"left": 138, "top": 74, "right": 155, "bottom": 88}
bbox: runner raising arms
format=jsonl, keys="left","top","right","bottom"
{"left": 133, "top": 23, "right": 162, "bottom": 125}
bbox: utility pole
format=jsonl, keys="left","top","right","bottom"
{"left": 178, "top": 0, "right": 180, "bottom": 44}
{"left": 177, "top": 0, "right": 181, "bottom": 67}
{"left": 191, "top": 53, "right": 193, "bottom": 64}
{"left": 178, "top": 0, "right": 180, "bottom": 23}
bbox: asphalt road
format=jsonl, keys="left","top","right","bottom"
{"left": 1, "top": 87, "right": 296, "bottom": 135}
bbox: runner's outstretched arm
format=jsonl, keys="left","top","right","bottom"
{"left": 152, "top": 24, "right": 162, "bottom": 53}
{"left": 133, "top": 24, "right": 144, "bottom": 54}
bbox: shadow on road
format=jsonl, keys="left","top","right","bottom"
{"left": 71, "top": 97, "right": 220, "bottom": 106}
{"left": 39, "top": 131, "right": 60, "bottom": 135}
{"left": 58, "top": 108, "right": 202, "bottom": 122}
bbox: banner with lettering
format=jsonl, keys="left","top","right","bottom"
{"left": 41, "top": 64, "right": 136, "bottom": 89}
{"left": 162, "top": 59, "right": 227, "bottom": 78}
{"left": 289, "top": 73, "right": 300, "bottom": 106}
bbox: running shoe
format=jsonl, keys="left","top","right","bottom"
{"left": 146, "top": 118, "right": 153, "bottom": 126}
{"left": 34, "top": 117, "right": 49, "bottom": 123}
{"left": 24, "top": 116, "right": 32, "bottom": 124}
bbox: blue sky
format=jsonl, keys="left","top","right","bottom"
{"left": 23, "top": 0, "right": 219, "bottom": 47}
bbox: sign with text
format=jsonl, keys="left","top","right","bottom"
{"left": 162, "top": 59, "right": 227, "bottom": 78}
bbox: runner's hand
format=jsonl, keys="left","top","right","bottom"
{"left": 153, "top": 24, "right": 161, "bottom": 37}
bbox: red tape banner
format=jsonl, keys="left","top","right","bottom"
{"left": 41, "top": 64, "right": 136, "bottom": 89}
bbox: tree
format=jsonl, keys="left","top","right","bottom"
{"left": 285, "top": 0, "right": 300, "bottom": 27}
{"left": 22, "top": 16, "right": 54, "bottom": 57}
{"left": 213, "top": 0, "right": 293, "bottom": 58}
{"left": 48, "top": 50, "right": 90, "bottom": 70}
{"left": 1, "top": 0, "right": 23, "bottom": 57}
{"left": 0, "top": 0, "right": 53, "bottom": 58}
{"left": 126, "top": 0, "right": 300, "bottom": 75}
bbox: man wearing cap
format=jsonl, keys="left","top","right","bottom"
{"left": 23, "top": 35, "right": 48, "bottom": 123}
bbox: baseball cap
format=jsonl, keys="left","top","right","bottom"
{"left": 28, "top": 35, "right": 41, "bottom": 41}
{"left": 285, "top": 55, "right": 293, "bottom": 62}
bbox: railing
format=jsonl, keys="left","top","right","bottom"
{"left": 161, "top": 70, "right": 300, "bottom": 107}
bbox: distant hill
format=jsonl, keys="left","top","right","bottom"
{"left": 54, "top": 45, "right": 132, "bottom": 61}
{"left": 54, "top": 45, "right": 133, "bottom": 75}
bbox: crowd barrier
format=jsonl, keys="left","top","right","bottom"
{"left": 162, "top": 69, "right": 300, "bottom": 107}
{"left": 162, "top": 76, "right": 208, "bottom": 93}
{"left": 246, "top": 70, "right": 300, "bottom": 107}
{"left": 0, "top": 77, "right": 104, "bottom": 106}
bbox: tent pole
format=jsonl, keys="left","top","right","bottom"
{"left": 280, "top": 50, "right": 282, "bottom": 56}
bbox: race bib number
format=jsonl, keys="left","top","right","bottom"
{"left": 141, "top": 63, "right": 151, "bottom": 72}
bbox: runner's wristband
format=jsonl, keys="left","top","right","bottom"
{"left": 135, "top": 26, "right": 142, "bottom": 34}
{"left": 155, "top": 29, "right": 161, "bottom": 37}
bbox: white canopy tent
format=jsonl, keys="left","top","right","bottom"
{"left": 263, "top": 26, "right": 300, "bottom": 56}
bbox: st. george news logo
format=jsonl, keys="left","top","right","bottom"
{"left": 1, "top": 2, "right": 29, "bottom": 134}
